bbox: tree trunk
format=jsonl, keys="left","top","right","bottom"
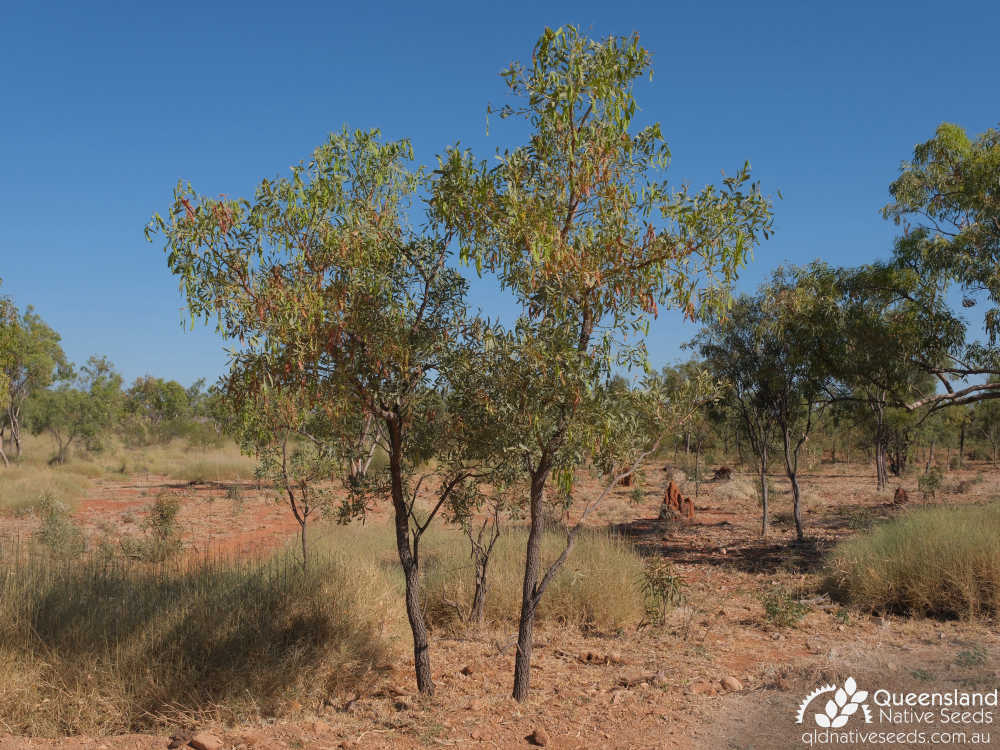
{"left": 513, "top": 467, "right": 547, "bottom": 702}
{"left": 695, "top": 440, "right": 701, "bottom": 497}
{"left": 10, "top": 412, "right": 22, "bottom": 459}
{"left": 959, "top": 423, "right": 966, "bottom": 468}
{"left": 758, "top": 449, "right": 769, "bottom": 537}
{"left": 388, "top": 419, "right": 434, "bottom": 695}
{"left": 299, "top": 518, "right": 308, "bottom": 573}
{"left": 782, "top": 426, "right": 804, "bottom": 543}
{"left": 470, "top": 568, "right": 487, "bottom": 624}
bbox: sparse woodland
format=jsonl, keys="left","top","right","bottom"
{"left": 1, "top": 24, "right": 999, "bottom": 749}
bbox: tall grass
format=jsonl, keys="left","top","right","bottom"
{"left": 0, "top": 540, "right": 400, "bottom": 735}
{"left": 419, "top": 528, "right": 648, "bottom": 632}
{"left": 824, "top": 502, "right": 1000, "bottom": 619}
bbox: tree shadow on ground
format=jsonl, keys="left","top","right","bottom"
{"left": 612, "top": 517, "right": 831, "bottom": 575}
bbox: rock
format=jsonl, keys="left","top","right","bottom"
{"left": 460, "top": 664, "right": 474, "bottom": 676}
{"left": 720, "top": 676, "right": 742, "bottom": 692}
{"left": 606, "top": 650, "right": 625, "bottom": 665}
{"left": 527, "top": 727, "right": 550, "bottom": 746}
{"left": 167, "top": 736, "right": 191, "bottom": 750}
{"left": 189, "top": 733, "right": 225, "bottom": 750}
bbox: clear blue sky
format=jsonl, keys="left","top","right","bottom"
{"left": 2, "top": 0, "right": 997, "bottom": 386}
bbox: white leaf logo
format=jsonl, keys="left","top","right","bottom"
{"left": 797, "top": 677, "right": 870, "bottom": 728}
{"left": 825, "top": 699, "right": 838, "bottom": 719}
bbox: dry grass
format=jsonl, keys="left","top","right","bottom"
{"left": 824, "top": 501, "right": 1000, "bottom": 619}
{"left": 1, "top": 435, "right": 257, "bottom": 514}
{"left": 420, "top": 527, "right": 648, "bottom": 633}
{"left": 0, "top": 537, "right": 401, "bottom": 735}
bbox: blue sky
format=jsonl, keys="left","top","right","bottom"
{"left": 1, "top": 0, "right": 997, "bottom": 386}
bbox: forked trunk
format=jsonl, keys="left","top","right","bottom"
{"left": 388, "top": 420, "right": 434, "bottom": 695}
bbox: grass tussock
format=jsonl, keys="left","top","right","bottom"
{"left": 0, "top": 464, "right": 94, "bottom": 515}
{"left": 420, "top": 528, "right": 648, "bottom": 633}
{"left": 824, "top": 502, "right": 1000, "bottom": 619}
{"left": 0, "top": 542, "right": 400, "bottom": 735}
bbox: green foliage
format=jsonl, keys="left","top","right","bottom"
{"left": 759, "top": 587, "right": 811, "bottom": 628}
{"left": 824, "top": 502, "right": 1000, "bottom": 618}
{"left": 26, "top": 356, "right": 123, "bottom": 463}
{"left": 0, "top": 286, "right": 67, "bottom": 462}
{"left": 641, "top": 557, "right": 685, "bottom": 625}
{"left": 34, "top": 491, "right": 86, "bottom": 560}
{"left": 882, "top": 123, "right": 1000, "bottom": 408}
{"left": 918, "top": 465, "right": 943, "bottom": 499}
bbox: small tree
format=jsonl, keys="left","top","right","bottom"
{"left": 149, "top": 128, "right": 497, "bottom": 696}
{"left": 0, "top": 287, "right": 67, "bottom": 461}
{"left": 435, "top": 26, "right": 773, "bottom": 700}
{"left": 27, "top": 356, "right": 122, "bottom": 464}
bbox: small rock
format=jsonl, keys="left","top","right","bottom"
{"left": 720, "top": 676, "right": 742, "bottom": 692}
{"left": 189, "top": 733, "right": 224, "bottom": 750}
{"left": 460, "top": 664, "right": 474, "bottom": 676}
{"left": 606, "top": 650, "right": 625, "bottom": 664}
{"left": 837, "top": 624, "right": 845, "bottom": 631}
{"left": 527, "top": 727, "right": 550, "bottom": 746}
{"left": 393, "top": 699, "right": 411, "bottom": 711}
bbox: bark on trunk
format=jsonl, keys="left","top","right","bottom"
{"left": 388, "top": 419, "right": 434, "bottom": 695}
{"left": 513, "top": 468, "right": 547, "bottom": 702}
{"left": 758, "top": 450, "right": 769, "bottom": 538}
{"left": 782, "top": 426, "right": 804, "bottom": 542}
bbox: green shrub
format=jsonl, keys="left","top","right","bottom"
{"left": 34, "top": 492, "right": 86, "bottom": 560}
{"left": 760, "top": 587, "right": 811, "bottom": 627}
{"left": 824, "top": 502, "right": 1000, "bottom": 618}
{"left": 642, "top": 557, "right": 684, "bottom": 624}
{"left": 918, "top": 466, "right": 944, "bottom": 500}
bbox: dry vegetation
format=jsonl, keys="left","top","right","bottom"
{"left": 1, "top": 451, "right": 999, "bottom": 748}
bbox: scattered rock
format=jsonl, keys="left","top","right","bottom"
{"left": 189, "top": 733, "right": 225, "bottom": 750}
{"left": 527, "top": 727, "right": 550, "bottom": 746}
{"left": 720, "top": 676, "right": 743, "bottom": 692}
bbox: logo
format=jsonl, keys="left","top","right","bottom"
{"left": 797, "top": 677, "right": 873, "bottom": 728}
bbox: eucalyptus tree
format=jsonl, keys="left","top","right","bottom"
{"left": 884, "top": 122, "right": 1000, "bottom": 409}
{"left": 434, "top": 26, "right": 773, "bottom": 700}
{"left": 147, "top": 128, "right": 493, "bottom": 696}
{"left": 697, "top": 294, "right": 779, "bottom": 536}
{"left": 0, "top": 288, "right": 67, "bottom": 461}
{"left": 27, "top": 356, "right": 122, "bottom": 464}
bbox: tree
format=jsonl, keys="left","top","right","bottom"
{"left": 27, "top": 356, "right": 122, "bottom": 464}
{"left": 148, "top": 128, "right": 497, "bottom": 696}
{"left": 972, "top": 388, "right": 1000, "bottom": 465}
{"left": 434, "top": 26, "right": 773, "bottom": 700}
{"left": 883, "top": 122, "right": 1000, "bottom": 410}
{"left": 697, "top": 295, "right": 779, "bottom": 536}
{"left": 122, "top": 375, "right": 191, "bottom": 444}
{"left": 0, "top": 287, "right": 67, "bottom": 461}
